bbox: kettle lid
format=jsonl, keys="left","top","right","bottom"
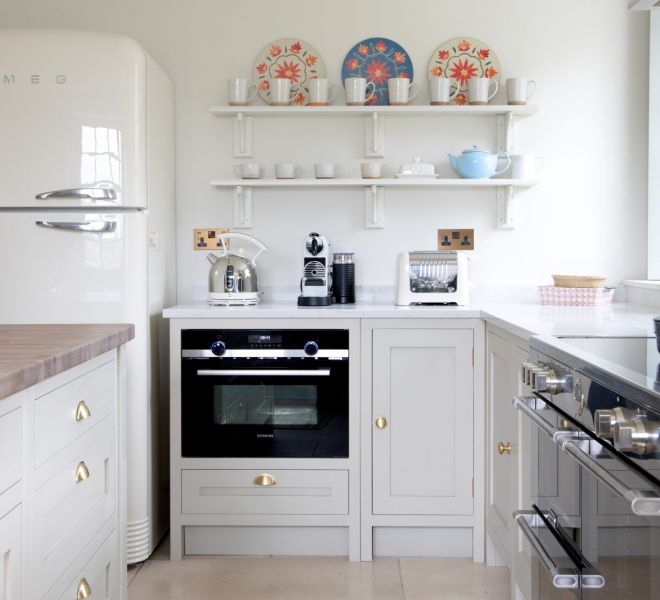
{"left": 462, "top": 145, "right": 488, "bottom": 154}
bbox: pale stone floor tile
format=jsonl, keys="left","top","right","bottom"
{"left": 129, "top": 556, "right": 404, "bottom": 600}
{"left": 399, "top": 558, "right": 510, "bottom": 600}
{"left": 127, "top": 563, "right": 142, "bottom": 587}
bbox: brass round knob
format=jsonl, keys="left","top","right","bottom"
{"left": 498, "top": 442, "right": 512, "bottom": 455}
{"left": 374, "top": 416, "right": 388, "bottom": 429}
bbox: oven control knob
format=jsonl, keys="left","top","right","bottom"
{"left": 304, "top": 341, "right": 319, "bottom": 356}
{"left": 211, "top": 340, "right": 226, "bottom": 356}
{"left": 595, "top": 407, "right": 644, "bottom": 438}
{"left": 614, "top": 419, "right": 660, "bottom": 455}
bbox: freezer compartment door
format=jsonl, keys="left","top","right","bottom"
{"left": 0, "top": 30, "right": 147, "bottom": 209}
{"left": 0, "top": 211, "right": 148, "bottom": 323}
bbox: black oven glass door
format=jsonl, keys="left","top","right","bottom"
{"left": 181, "top": 359, "right": 349, "bottom": 458}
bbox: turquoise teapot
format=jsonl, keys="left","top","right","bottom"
{"left": 448, "top": 146, "right": 511, "bottom": 179}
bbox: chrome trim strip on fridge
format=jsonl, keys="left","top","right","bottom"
{"left": 514, "top": 395, "right": 660, "bottom": 517}
{"left": 35, "top": 187, "right": 117, "bottom": 200}
{"left": 35, "top": 220, "right": 117, "bottom": 233}
{"left": 182, "top": 349, "right": 348, "bottom": 359}
{"left": 196, "top": 369, "right": 331, "bottom": 377}
{"left": 513, "top": 511, "right": 580, "bottom": 589}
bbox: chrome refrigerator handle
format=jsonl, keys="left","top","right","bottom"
{"left": 35, "top": 221, "right": 117, "bottom": 233}
{"left": 514, "top": 395, "right": 660, "bottom": 517}
{"left": 35, "top": 187, "right": 117, "bottom": 200}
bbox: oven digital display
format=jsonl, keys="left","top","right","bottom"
{"left": 248, "top": 334, "right": 283, "bottom": 345}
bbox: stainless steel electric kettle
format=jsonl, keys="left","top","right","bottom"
{"left": 207, "top": 233, "right": 267, "bottom": 305}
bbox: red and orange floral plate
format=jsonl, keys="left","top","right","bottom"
{"left": 427, "top": 37, "right": 501, "bottom": 105}
{"left": 254, "top": 38, "right": 326, "bottom": 105}
{"left": 341, "top": 38, "right": 414, "bottom": 105}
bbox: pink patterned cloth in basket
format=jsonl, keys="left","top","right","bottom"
{"left": 539, "top": 287, "right": 614, "bottom": 306}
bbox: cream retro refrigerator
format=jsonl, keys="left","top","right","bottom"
{"left": 0, "top": 29, "right": 175, "bottom": 563}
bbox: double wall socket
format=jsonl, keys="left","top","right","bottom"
{"left": 437, "top": 229, "right": 475, "bottom": 251}
{"left": 193, "top": 227, "right": 230, "bottom": 250}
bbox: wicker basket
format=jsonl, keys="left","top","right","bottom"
{"left": 552, "top": 274, "right": 607, "bottom": 288}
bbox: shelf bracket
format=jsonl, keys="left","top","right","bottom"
{"left": 497, "top": 112, "right": 517, "bottom": 154}
{"left": 496, "top": 185, "right": 516, "bottom": 229}
{"left": 364, "top": 112, "right": 385, "bottom": 157}
{"left": 233, "top": 185, "right": 253, "bottom": 228}
{"left": 233, "top": 113, "right": 253, "bottom": 157}
{"left": 364, "top": 185, "right": 385, "bottom": 228}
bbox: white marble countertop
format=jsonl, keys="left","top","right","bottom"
{"left": 163, "top": 301, "right": 659, "bottom": 340}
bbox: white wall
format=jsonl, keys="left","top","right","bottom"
{"left": 1, "top": 0, "right": 649, "bottom": 302}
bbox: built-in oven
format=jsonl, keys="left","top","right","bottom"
{"left": 514, "top": 337, "right": 660, "bottom": 599}
{"left": 180, "top": 329, "right": 349, "bottom": 458}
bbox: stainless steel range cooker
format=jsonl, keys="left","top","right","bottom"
{"left": 515, "top": 335, "right": 660, "bottom": 599}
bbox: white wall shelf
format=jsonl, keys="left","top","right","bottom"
{"left": 210, "top": 103, "right": 539, "bottom": 229}
{"left": 210, "top": 178, "right": 538, "bottom": 230}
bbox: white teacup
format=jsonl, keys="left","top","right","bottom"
{"left": 429, "top": 77, "right": 459, "bottom": 105}
{"left": 234, "top": 163, "right": 262, "bottom": 179}
{"left": 387, "top": 77, "right": 418, "bottom": 105}
{"left": 270, "top": 78, "right": 295, "bottom": 106}
{"left": 227, "top": 78, "right": 257, "bottom": 106}
{"left": 308, "top": 79, "right": 338, "bottom": 106}
{"left": 275, "top": 163, "right": 302, "bottom": 179}
{"left": 361, "top": 162, "right": 386, "bottom": 179}
{"left": 510, "top": 154, "right": 545, "bottom": 179}
{"left": 314, "top": 163, "right": 340, "bottom": 179}
{"left": 344, "top": 77, "right": 376, "bottom": 105}
{"left": 467, "top": 77, "right": 498, "bottom": 105}
{"left": 506, "top": 78, "right": 536, "bottom": 105}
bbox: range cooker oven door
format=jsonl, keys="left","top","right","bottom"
{"left": 515, "top": 394, "right": 660, "bottom": 599}
{"left": 181, "top": 357, "right": 349, "bottom": 458}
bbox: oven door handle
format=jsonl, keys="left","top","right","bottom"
{"left": 514, "top": 396, "right": 660, "bottom": 518}
{"left": 513, "top": 511, "right": 579, "bottom": 589}
{"left": 196, "top": 369, "right": 330, "bottom": 377}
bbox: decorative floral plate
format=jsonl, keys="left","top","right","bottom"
{"left": 254, "top": 38, "right": 325, "bottom": 105}
{"left": 341, "top": 38, "right": 414, "bottom": 105}
{"left": 427, "top": 37, "right": 501, "bottom": 105}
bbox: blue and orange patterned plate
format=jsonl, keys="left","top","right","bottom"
{"left": 254, "top": 38, "right": 326, "bottom": 105}
{"left": 427, "top": 37, "right": 501, "bottom": 105}
{"left": 341, "top": 38, "right": 414, "bottom": 105}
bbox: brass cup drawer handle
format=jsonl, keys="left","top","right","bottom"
{"left": 76, "top": 577, "right": 92, "bottom": 600}
{"left": 75, "top": 461, "right": 90, "bottom": 483}
{"left": 498, "top": 442, "right": 512, "bottom": 455}
{"left": 253, "top": 473, "right": 277, "bottom": 486}
{"left": 75, "top": 400, "right": 92, "bottom": 422}
{"left": 374, "top": 416, "right": 388, "bottom": 429}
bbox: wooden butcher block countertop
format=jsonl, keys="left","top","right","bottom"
{"left": 0, "top": 323, "right": 134, "bottom": 400}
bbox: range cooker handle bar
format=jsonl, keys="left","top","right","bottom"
{"left": 196, "top": 369, "right": 330, "bottom": 377}
{"left": 513, "top": 511, "right": 579, "bottom": 589}
{"left": 556, "top": 434, "right": 660, "bottom": 518}
{"left": 514, "top": 396, "right": 660, "bottom": 518}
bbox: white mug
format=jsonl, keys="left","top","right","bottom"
{"left": 344, "top": 77, "right": 376, "bottom": 105}
{"left": 270, "top": 78, "right": 295, "bottom": 106}
{"left": 510, "top": 154, "right": 545, "bottom": 179}
{"left": 308, "top": 78, "right": 339, "bottom": 106}
{"left": 467, "top": 77, "right": 498, "bottom": 105}
{"left": 314, "top": 163, "right": 340, "bottom": 179}
{"left": 429, "top": 77, "right": 459, "bottom": 105}
{"left": 233, "top": 163, "right": 261, "bottom": 179}
{"left": 361, "top": 162, "right": 386, "bottom": 179}
{"left": 387, "top": 77, "right": 419, "bottom": 105}
{"left": 275, "top": 163, "right": 302, "bottom": 179}
{"left": 227, "top": 78, "right": 257, "bottom": 106}
{"left": 506, "top": 78, "right": 536, "bottom": 105}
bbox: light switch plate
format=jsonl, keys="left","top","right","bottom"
{"left": 194, "top": 227, "right": 230, "bottom": 250}
{"left": 437, "top": 228, "right": 475, "bottom": 251}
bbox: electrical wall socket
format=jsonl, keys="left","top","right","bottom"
{"left": 437, "top": 229, "right": 475, "bottom": 251}
{"left": 193, "top": 227, "right": 230, "bottom": 250}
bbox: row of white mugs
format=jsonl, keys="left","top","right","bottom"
{"left": 235, "top": 155, "right": 545, "bottom": 180}
{"left": 228, "top": 77, "right": 536, "bottom": 106}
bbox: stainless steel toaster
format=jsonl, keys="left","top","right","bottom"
{"left": 396, "top": 250, "right": 469, "bottom": 305}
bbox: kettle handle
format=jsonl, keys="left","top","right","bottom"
{"left": 217, "top": 232, "right": 268, "bottom": 261}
